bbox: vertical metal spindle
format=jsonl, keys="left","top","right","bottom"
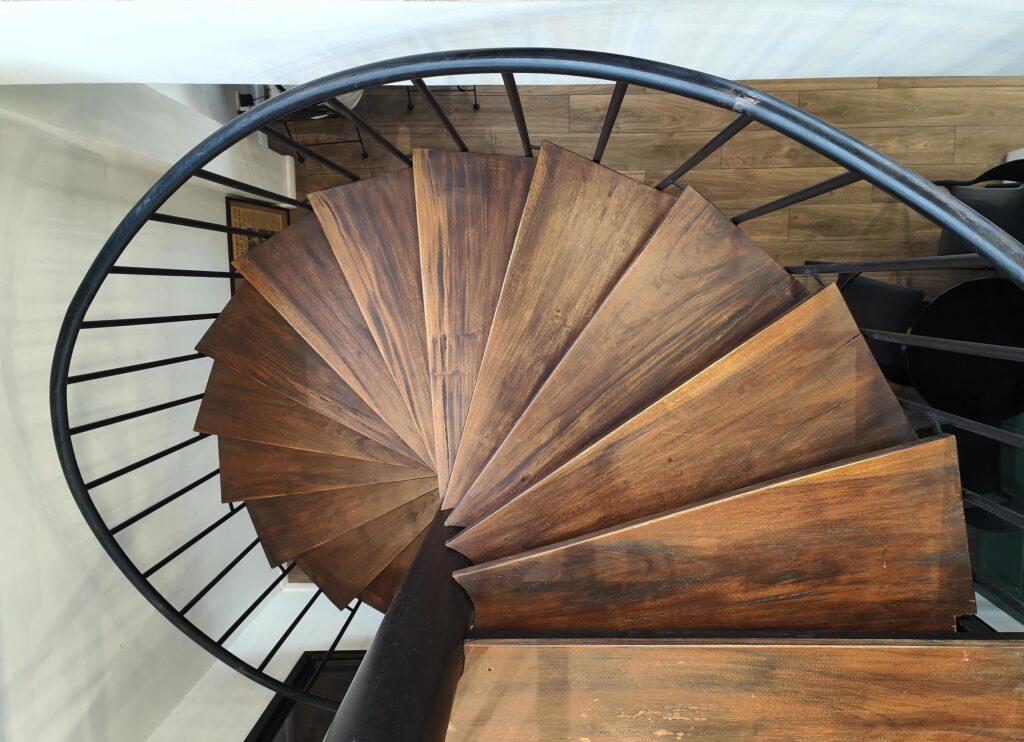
{"left": 593, "top": 81, "right": 628, "bottom": 163}
{"left": 410, "top": 79, "right": 469, "bottom": 152}
{"left": 502, "top": 73, "right": 533, "bottom": 157}
{"left": 656, "top": 114, "right": 752, "bottom": 190}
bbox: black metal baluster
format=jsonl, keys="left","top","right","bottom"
{"left": 786, "top": 254, "right": 991, "bottom": 275}
{"left": 218, "top": 563, "right": 296, "bottom": 645}
{"left": 898, "top": 398, "right": 1024, "bottom": 450}
{"left": 303, "top": 601, "right": 362, "bottom": 692}
{"left": 180, "top": 538, "right": 260, "bottom": 615}
{"left": 322, "top": 100, "right": 412, "bottom": 166}
{"left": 68, "top": 352, "right": 205, "bottom": 384}
{"left": 110, "top": 469, "right": 220, "bottom": 534}
{"left": 143, "top": 504, "right": 246, "bottom": 578}
{"left": 149, "top": 213, "right": 275, "bottom": 238}
{"left": 962, "top": 488, "right": 1024, "bottom": 530}
{"left": 261, "top": 125, "right": 360, "bottom": 181}
{"left": 194, "top": 169, "right": 306, "bottom": 208}
{"left": 81, "top": 312, "right": 219, "bottom": 329}
{"left": 70, "top": 393, "right": 204, "bottom": 435}
{"left": 502, "top": 73, "right": 532, "bottom": 157}
{"left": 84, "top": 433, "right": 210, "bottom": 489}
{"left": 593, "top": 81, "right": 628, "bottom": 163}
{"left": 110, "top": 266, "right": 240, "bottom": 279}
{"left": 410, "top": 79, "right": 468, "bottom": 152}
{"left": 258, "top": 590, "right": 323, "bottom": 671}
{"left": 731, "top": 171, "right": 863, "bottom": 224}
{"left": 862, "top": 329, "right": 1024, "bottom": 362}
{"left": 656, "top": 114, "right": 752, "bottom": 191}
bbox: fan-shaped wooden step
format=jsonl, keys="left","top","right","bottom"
{"left": 233, "top": 212, "right": 434, "bottom": 467}
{"left": 217, "top": 438, "right": 434, "bottom": 502}
{"left": 246, "top": 478, "right": 440, "bottom": 566}
{"left": 449, "top": 186, "right": 807, "bottom": 527}
{"left": 415, "top": 149, "right": 536, "bottom": 499}
{"left": 359, "top": 521, "right": 431, "bottom": 613}
{"left": 196, "top": 283, "right": 420, "bottom": 464}
{"left": 296, "top": 490, "right": 438, "bottom": 610}
{"left": 195, "top": 362, "right": 421, "bottom": 467}
{"left": 447, "top": 640, "right": 1024, "bottom": 741}
{"left": 310, "top": 169, "right": 435, "bottom": 467}
{"left": 443, "top": 141, "right": 675, "bottom": 509}
{"left": 455, "top": 436, "right": 974, "bottom": 633}
{"left": 448, "top": 284, "right": 916, "bottom": 562}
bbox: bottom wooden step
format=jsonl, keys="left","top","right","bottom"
{"left": 447, "top": 639, "right": 1024, "bottom": 741}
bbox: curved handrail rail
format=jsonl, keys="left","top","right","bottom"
{"left": 50, "top": 48, "right": 1024, "bottom": 707}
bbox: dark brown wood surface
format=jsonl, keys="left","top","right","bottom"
{"left": 218, "top": 437, "right": 433, "bottom": 502}
{"left": 359, "top": 520, "right": 431, "bottom": 612}
{"left": 455, "top": 437, "right": 974, "bottom": 632}
{"left": 449, "top": 187, "right": 806, "bottom": 527}
{"left": 449, "top": 286, "right": 916, "bottom": 562}
{"left": 195, "top": 362, "right": 420, "bottom": 467}
{"left": 415, "top": 149, "right": 535, "bottom": 502}
{"left": 311, "top": 170, "right": 435, "bottom": 467}
{"left": 447, "top": 639, "right": 1024, "bottom": 741}
{"left": 246, "top": 478, "right": 440, "bottom": 565}
{"left": 296, "top": 490, "right": 438, "bottom": 610}
{"left": 443, "top": 142, "right": 675, "bottom": 508}
{"left": 234, "top": 211, "right": 433, "bottom": 466}
{"left": 196, "top": 283, "right": 419, "bottom": 463}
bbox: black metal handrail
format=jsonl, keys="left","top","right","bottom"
{"left": 51, "top": 48, "right": 1024, "bottom": 712}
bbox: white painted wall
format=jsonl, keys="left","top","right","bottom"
{"left": 1, "top": 1, "right": 1023, "bottom": 87}
{"left": 0, "top": 82, "right": 342, "bottom": 742}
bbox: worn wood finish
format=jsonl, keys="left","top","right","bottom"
{"left": 217, "top": 437, "right": 433, "bottom": 502}
{"left": 196, "top": 284, "right": 420, "bottom": 463}
{"left": 234, "top": 212, "right": 433, "bottom": 466}
{"left": 447, "top": 639, "right": 1024, "bottom": 741}
{"left": 195, "top": 363, "right": 420, "bottom": 467}
{"left": 415, "top": 149, "right": 535, "bottom": 501}
{"left": 456, "top": 437, "right": 974, "bottom": 632}
{"left": 296, "top": 491, "right": 438, "bottom": 610}
{"left": 799, "top": 86, "right": 1024, "bottom": 127}
{"left": 449, "top": 286, "right": 916, "bottom": 562}
{"left": 311, "top": 170, "right": 435, "bottom": 467}
{"left": 450, "top": 188, "right": 806, "bottom": 526}
{"left": 246, "top": 478, "right": 440, "bottom": 565}
{"left": 359, "top": 521, "right": 431, "bottom": 613}
{"left": 443, "top": 142, "right": 675, "bottom": 508}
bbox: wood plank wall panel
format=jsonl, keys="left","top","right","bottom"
{"left": 289, "top": 77, "right": 1024, "bottom": 298}
{"left": 447, "top": 640, "right": 1024, "bottom": 741}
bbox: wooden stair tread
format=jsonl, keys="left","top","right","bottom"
{"left": 218, "top": 437, "right": 434, "bottom": 502}
{"left": 311, "top": 169, "right": 435, "bottom": 467}
{"left": 415, "top": 149, "right": 535, "bottom": 500}
{"left": 443, "top": 141, "right": 675, "bottom": 508}
{"left": 455, "top": 436, "right": 974, "bottom": 633}
{"left": 359, "top": 521, "right": 431, "bottom": 613}
{"left": 196, "top": 283, "right": 419, "bottom": 463}
{"left": 450, "top": 186, "right": 807, "bottom": 527}
{"left": 233, "top": 212, "right": 433, "bottom": 467}
{"left": 245, "top": 478, "right": 441, "bottom": 565}
{"left": 448, "top": 285, "right": 916, "bottom": 562}
{"left": 195, "top": 362, "right": 420, "bottom": 467}
{"left": 296, "top": 490, "right": 438, "bottom": 610}
{"left": 447, "top": 639, "right": 1024, "bottom": 741}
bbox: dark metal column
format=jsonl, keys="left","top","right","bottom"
{"left": 324, "top": 509, "right": 472, "bottom": 742}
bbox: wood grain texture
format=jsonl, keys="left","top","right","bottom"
{"left": 443, "top": 142, "right": 675, "bottom": 508}
{"left": 359, "top": 521, "right": 430, "bottom": 613}
{"left": 456, "top": 437, "right": 974, "bottom": 632}
{"left": 246, "top": 478, "right": 440, "bottom": 565}
{"left": 415, "top": 149, "right": 535, "bottom": 502}
{"left": 449, "top": 188, "right": 806, "bottom": 527}
{"left": 799, "top": 86, "right": 1024, "bottom": 127}
{"left": 296, "top": 490, "right": 438, "bottom": 610}
{"left": 569, "top": 91, "right": 798, "bottom": 133}
{"left": 196, "top": 283, "right": 420, "bottom": 463}
{"left": 195, "top": 362, "right": 419, "bottom": 467}
{"left": 448, "top": 285, "right": 916, "bottom": 562}
{"left": 311, "top": 170, "right": 435, "bottom": 467}
{"left": 218, "top": 437, "right": 433, "bottom": 502}
{"left": 447, "top": 639, "right": 1024, "bottom": 741}
{"left": 233, "top": 211, "right": 433, "bottom": 467}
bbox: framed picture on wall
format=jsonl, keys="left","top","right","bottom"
{"left": 225, "top": 196, "right": 291, "bottom": 293}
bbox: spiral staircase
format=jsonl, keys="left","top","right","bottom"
{"left": 51, "top": 50, "right": 1024, "bottom": 740}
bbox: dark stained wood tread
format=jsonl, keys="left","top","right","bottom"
{"left": 310, "top": 169, "right": 436, "bottom": 468}
{"left": 296, "top": 490, "right": 438, "bottom": 610}
{"left": 447, "top": 639, "right": 1024, "bottom": 741}
{"left": 218, "top": 437, "right": 434, "bottom": 502}
{"left": 448, "top": 285, "right": 916, "bottom": 562}
{"left": 449, "top": 185, "right": 807, "bottom": 527}
{"left": 454, "top": 436, "right": 974, "bottom": 633}
{"left": 233, "top": 211, "right": 434, "bottom": 467}
{"left": 359, "top": 520, "right": 431, "bottom": 613}
{"left": 443, "top": 141, "right": 676, "bottom": 509}
{"left": 195, "top": 362, "right": 420, "bottom": 467}
{"left": 196, "top": 283, "right": 421, "bottom": 464}
{"left": 246, "top": 478, "right": 440, "bottom": 565}
{"left": 415, "top": 149, "right": 536, "bottom": 500}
